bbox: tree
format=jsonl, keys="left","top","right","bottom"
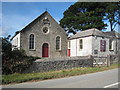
{"left": 2, "top": 37, "right": 12, "bottom": 74}
{"left": 2, "top": 37, "right": 38, "bottom": 74}
{"left": 60, "top": 2, "right": 107, "bottom": 34}
{"left": 60, "top": 2, "right": 120, "bottom": 34}
{"left": 105, "top": 2, "right": 120, "bottom": 31}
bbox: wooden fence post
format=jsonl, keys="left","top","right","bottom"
{"left": 107, "top": 55, "right": 110, "bottom": 67}
{"left": 89, "top": 55, "right": 94, "bottom": 67}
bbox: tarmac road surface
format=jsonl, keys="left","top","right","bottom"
{"left": 2, "top": 68, "right": 119, "bottom": 88}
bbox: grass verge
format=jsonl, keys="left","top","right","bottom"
{"left": 2, "top": 63, "right": 120, "bottom": 85}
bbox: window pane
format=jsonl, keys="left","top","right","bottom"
{"left": 29, "top": 34, "right": 34, "bottom": 49}
{"left": 56, "top": 36, "right": 60, "bottom": 50}
{"left": 109, "top": 39, "right": 113, "bottom": 50}
{"left": 43, "top": 27, "right": 48, "bottom": 33}
{"left": 100, "top": 40, "right": 106, "bottom": 52}
{"left": 79, "top": 39, "right": 83, "bottom": 49}
{"left": 80, "top": 39, "right": 82, "bottom": 43}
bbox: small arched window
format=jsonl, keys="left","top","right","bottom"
{"left": 29, "top": 34, "right": 35, "bottom": 49}
{"left": 56, "top": 36, "right": 61, "bottom": 50}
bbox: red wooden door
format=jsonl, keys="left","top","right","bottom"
{"left": 42, "top": 43, "right": 49, "bottom": 57}
{"left": 68, "top": 49, "right": 71, "bottom": 56}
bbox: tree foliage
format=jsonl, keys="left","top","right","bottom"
{"left": 2, "top": 37, "right": 39, "bottom": 74}
{"left": 60, "top": 2, "right": 120, "bottom": 34}
{"left": 105, "top": 2, "right": 120, "bottom": 31}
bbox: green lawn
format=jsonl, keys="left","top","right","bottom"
{"left": 2, "top": 63, "right": 120, "bottom": 85}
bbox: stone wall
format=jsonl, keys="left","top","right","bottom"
{"left": 24, "top": 56, "right": 93, "bottom": 73}
{"left": 23, "top": 55, "right": 119, "bottom": 73}
{"left": 109, "top": 54, "right": 120, "bottom": 65}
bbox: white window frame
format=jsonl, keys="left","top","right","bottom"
{"left": 56, "top": 36, "right": 61, "bottom": 51}
{"left": 29, "top": 34, "right": 35, "bottom": 50}
{"left": 68, "top": 40, "right": 71, "bottom": 49}
{"left": 79, "top": 39, "right": 83, "bottom": 50}
{"left": 109, "top": 39, "right": 114, "bottom": 51}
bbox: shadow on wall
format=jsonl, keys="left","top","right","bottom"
{"left": 23, "top": 56, "right": 93, "bottom": 73}
{"left": 23, "top": 55, "right": 119, "bottom": 73}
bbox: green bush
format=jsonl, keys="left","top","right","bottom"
{"left": 2, "top": 49, "right": 37, "bottom": 74}
{"left": 2, "top": 37, "right": 40, "bottom": 75}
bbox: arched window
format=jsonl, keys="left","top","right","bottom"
{"left": 29, "top": 34, "right": 35, "bottom": 49}
{"left": 56, "top": 36, "right": 61, "bottom": 50}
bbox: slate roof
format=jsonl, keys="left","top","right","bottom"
{"left": 69, "top": 28, "right": 107, "bottom": 39}
{"left": 104, "top": 31, "right": 120, "bottom": 39}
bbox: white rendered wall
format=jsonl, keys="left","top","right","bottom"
{"left": 70, "top": 39, "right": 77, "bottom": 56}
{"left": 109, "top": 39, "right": 117, "bottom": 55}
{"left": 68, "top": 40, "right": 71, "bottom": 49}
{"left": 70, "top": 36, "right": 93, "bottom": 56}
{"left": 92, "top": 36, "right": 115, "bottom": 57}
{"left": 12, "top": 33, "right": 21, "bottom": 50}
{"left": 70, "top": 36, "right": 115, "bottom": 57}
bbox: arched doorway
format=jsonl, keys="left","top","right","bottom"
{"left": 42, "top": 43, "right": 49, "bottom": 57}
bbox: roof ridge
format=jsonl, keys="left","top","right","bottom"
{"left": 20, "top": 11, "right": 49, "bottom": 32}
{"left": 92, "top": 28, "right": 96, "bottom": 36}
{"left": 69, "top": 28, "right": 108, "bottom": 39}
{"left": 11, "top": 11, "right": 50, "bottom": 40}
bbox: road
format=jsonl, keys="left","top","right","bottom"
{"left": 2, "top": 68, "right": 119, "bottom": 88}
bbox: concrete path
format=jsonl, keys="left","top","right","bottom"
{"left": 2, "top": 68, "right": 119, "bottom": 88}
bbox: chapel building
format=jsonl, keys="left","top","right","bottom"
{"left": 11, "top": 11, "right": 68, "bottom": 58}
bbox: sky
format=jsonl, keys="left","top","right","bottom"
{"left": 1, "top": 2, "right": 120, "bottom": 37}
{"left": 2, "top": 2, "right": 75, "bottom": 37}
